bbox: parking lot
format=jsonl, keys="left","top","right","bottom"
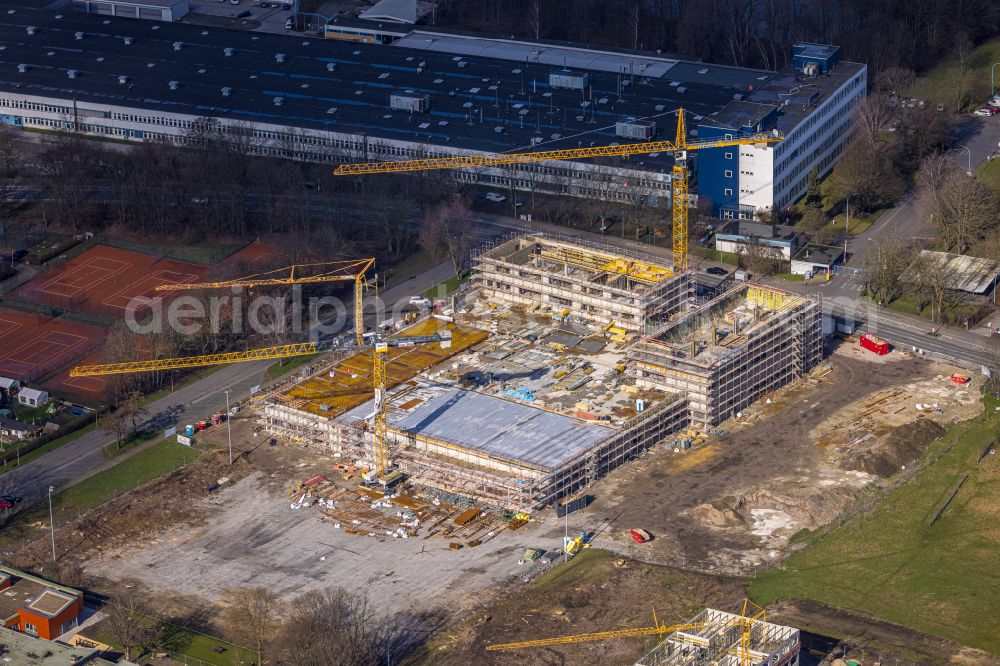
{"left": 185, "top": 0, "right": 300, "bottom": 34}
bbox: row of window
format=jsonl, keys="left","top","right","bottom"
{"left": 0, "top": 98, "right": 71, "bottom": 114}
{"left": 5, "top": 94, "right": 674, "bottom": 201}
{"left": 774, "top": 72, "right": 866, "bottom": 156}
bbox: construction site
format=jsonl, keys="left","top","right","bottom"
{"left": 635, "top": 606, "right": 801, "bottom": 666}
{"left": 256, "top": 236, "right": 824, "bottom": 512}
{"left": 632, "top": 284, "right": 824, "bottom": 428}
{"left": 471, "top": 235, "right": 692, "bottom": 333}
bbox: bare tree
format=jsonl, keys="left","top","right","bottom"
{"left": 735, "top": 241, "right": 783, "bottom": 276}
{"left": 906, "top": 253, "right": 969, "bottom": 324}
{"left": 418, "top": 197, "right": 472, "bottom": 277}
{"left": 104, "top": 594, "right": 162, "bottom": 661}
{"left": 952, "top": 32, "right": 974, "bottom": 112}
{"left": 222, "top": 587, "right": 283, "bottom": 665}
{"left": 104, "top": 391, "right": 148, "bottom": 450}
{"left": 875, "top": 66, "right": 916, "bottom": 94}
{"left": 935, "top": 171, "right": 1000, "bottom": 253}
{"left": 273, "top": 588, "right": 380, "bottom": 666}
{"left": 863, "top": 239, "right": 916, "bottom": 305}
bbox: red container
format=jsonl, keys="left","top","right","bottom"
{"left": 859, "top": 332, "right": 889, "bottom": 355}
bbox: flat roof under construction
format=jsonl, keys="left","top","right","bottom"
{"left": 339, "top": 383, "right": 613, "bottom": 471}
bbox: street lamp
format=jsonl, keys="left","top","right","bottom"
{"left": 48, "top": 485, "right": 56, "bottom": 562}
{"left": 957, "top": 143, "right": 972, "bottom": 176}
{"left": 843, "top": 193, "right": 857, "bottom": 262}
{"left": 225, "top": 390, "right": 233, "bottom": 465}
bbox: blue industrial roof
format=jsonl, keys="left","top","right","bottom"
{"left": 0, "top": 7, "right": 778, "bottom": 172}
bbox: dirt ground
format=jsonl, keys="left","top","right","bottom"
{"left": 2, "top": 342, "right": 987, "bottom": 662}
{"left": 567, "top": 344, "right": 984, "bottom": 571}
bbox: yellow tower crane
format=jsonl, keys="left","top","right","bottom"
{"left": 70, "top": 330, "right": 452, "bottom": 478}
{"left": 154, "top": 258, "right": 375, "bottom": 346}
{"left": 485, "top": 599, "right": 769, "bottom": 666}
{"left": 486, "top": 618, "right": 710, "bottom": 651}
{"left": 332, "top": 109, "right": 781, "bottom": 271}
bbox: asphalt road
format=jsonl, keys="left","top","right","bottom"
{"left": 847, "top": 114, "right": 1000, "bottom": 262}
{"left": 0, "top": 258, "right": 456, "bottom": 508}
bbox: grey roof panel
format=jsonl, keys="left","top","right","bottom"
{"left": 340, "top": 384, "right": 613, "bottom": 471}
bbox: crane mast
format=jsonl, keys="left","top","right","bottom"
{"left": 155, "top": 258, "right": 375, "bottom": 346}
{"left": 332, "top": 108, "right": 781, "bottom": 271}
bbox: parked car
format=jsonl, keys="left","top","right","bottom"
{"left": 0, "top": 499, "right": 12, "bottom": 510}
{"left": 283, "top": 2, "right": 292, "bottom": 9}
{"left": 408, "top": 296, "right": 431, "bottom": 306}
{"left": 235, "top": 9, "right": 251, "bottom": 17}
{"left": 705, "top": 266, "right": 729, "bottom": 276}
{"left": 191, "top": 196, "right": 209, "bottom": 205}
{"left": 485, "top": 192, "right": 506, "bottom": 202}
{"left": 0, "top": 495, "right": 21, "bottom": 504}
{"left": 974, "top": 107, "right": 997, "bottom": 117}
{"left": 988, "top": 96, "right": 1000, "bottom": 108}
{"left": 229, "top": 0, "right": 239, "bottom": 4}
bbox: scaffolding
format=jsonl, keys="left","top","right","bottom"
{"left": 632, "top": 283, "right": 822, "bottom": 429}
{"left": 473, "top": 234, "right": 692, "bottom": 333}
{"left": 636, "top": 607, "right": 801, "bottom": 666}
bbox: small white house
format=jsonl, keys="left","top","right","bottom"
{"left": 0, "top": 378, "right": 19, "bottom": 391}
{"left": 17, "top": 388, "right": 48, "bottom": 408}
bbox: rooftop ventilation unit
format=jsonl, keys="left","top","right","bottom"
{"left": 275, "top": 53, "right": 286, "bottom": 63}
{"left": 549, "top": 70, "right": 588, "bottom": 90}
{"left": 173, "top": 41, "right": 183, "bottom": 51}
{"left": 124, "top": 36, "right": 133, "bottom": 46}
{"left": 274, "top": 97, "right": 284, "bottom": 106}
{"left": 67, "top": 69, "right": 77, "bottom": 79}
{"left": 26, "top": 26, "right": 36, "bottom": 35}
{"left": 74, "top": 31, "right": 84, "bottom": 40}
{"left": 118, "top": 75, "right": 128, "bottom": 85}
{"left": 224, "top": 48, "right": 234, "bottom": 57}
{"left": 17, "top": 64, "right": 28, "bottom": 73}
{"left": 326, "top": 62, "right": 336, "bottom": 72}
{"left": 616, "top": 119, "right": 656, "bottom": 140}
{"left": 168, "top": 80, "right": 179, "bottom": 90}
{"left": 221, "top": 87, "right": 232, "bottom": 96}
{"left": 390, "top": 92, "right": 430, "bottom": 113}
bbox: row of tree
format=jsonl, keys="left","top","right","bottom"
{"left": 106, "top": 586, "right": 425, "bottom": 666}
{"left": 434, "top": 0, "right": 1000, "bottom": 80}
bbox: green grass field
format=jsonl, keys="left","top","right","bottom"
{"left": 56, "top": 437, "right": 200, "bottom": 514}
{"left": 909, "top": 37, "right": 1000, "bottom": 108}
{"left": 385, "top": 249, "right": 437, "bottom": 287}
{"left": 90, "top": 619, "right": 253, "bottom": 666}
{"left": 423, "top": 274, "right": 466, "bottom": 299}
{"left": 266, "top": 353, "right": 318, "bottom": 380}
{"left": 0, "top": 422, "right": 97, "bottom": 475}
{"left": 750, "top": 394, "right": 1000, "bottom": 654}
{"left": 978, "top": 157, "right": 1000, "bottom": 194}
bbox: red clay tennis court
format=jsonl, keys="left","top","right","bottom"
{"left": 15, "top": 245, "right": 207, "bottom": 318}
{"left": 0, "top": 308, "right": 106, "bottom": 383}
{"left": 43, "top": 352, "right": 109, "bottom": 403}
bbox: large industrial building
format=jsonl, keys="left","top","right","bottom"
{"left": 262, "top": 236, "right": 822, "bottom": 510}
{"left": 0, "top": 7, "right": 865, "bottom": 215}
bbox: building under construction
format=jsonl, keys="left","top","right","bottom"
{"left": 632, "top": 284, "right": 822, "bottom": 428}
{"left": 263, "top": 241, "right": 824, "bottom": 510}
{"left": 636, "top": 607, "right": 800, "bottom": 666}
{"left": 472, "top": 235, "right": 691, "bottom": 333}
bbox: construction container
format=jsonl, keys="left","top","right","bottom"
{"left": 859, "top": 332, "right": 889, "bottom": 355}
{"left": 553, "top": 495, "right": 592, "bottom": 517}
{"left": 454, "top": 507, "right": 480, "bottom": 526}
